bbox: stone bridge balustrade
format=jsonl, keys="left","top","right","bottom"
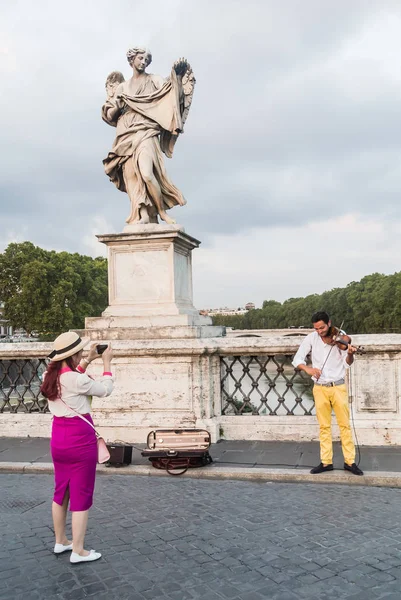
{"left": 1, "top": 334, "right": 401, "bottom": 446}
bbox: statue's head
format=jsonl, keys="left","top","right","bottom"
{"left": 126, "top": 47, "right": 152, "bottom": 70}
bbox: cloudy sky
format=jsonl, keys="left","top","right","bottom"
{"left": 1, "top": 0, "right": 401, "bottom": 309}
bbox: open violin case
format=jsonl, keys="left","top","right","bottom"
{"left": 141, "top": 429, "right": 213, "bottom": 475}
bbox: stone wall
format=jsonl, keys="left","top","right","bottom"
{"left": 1, "top": 334, "right": 401, "bottom": 446}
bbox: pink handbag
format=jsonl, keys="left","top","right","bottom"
{"left": 60, "top": 399, "right": 110, "bottom": 464}
{"left": 96, "top": 436, "right": 111, "bottom": 464}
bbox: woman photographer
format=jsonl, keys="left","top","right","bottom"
{"left": 40, "top": 332, "right": 113, "bottom": 564}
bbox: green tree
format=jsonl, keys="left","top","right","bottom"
{"left": 0, "top": 242, "right": 108, "bottom": 336}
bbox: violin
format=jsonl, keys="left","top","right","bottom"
{"left": 323, "top": 325, "right": 366, "bottom": 354}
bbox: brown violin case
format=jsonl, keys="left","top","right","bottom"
{"left": 141, "top": 429, "right": 213, "bottom": 475}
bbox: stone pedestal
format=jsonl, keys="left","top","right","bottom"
{"left": 84, "top": 224, "right": 224, "bottom": 340}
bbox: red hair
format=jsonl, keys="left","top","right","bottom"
{"left": 40, "top": 356, "right": 77, "bottom": 401}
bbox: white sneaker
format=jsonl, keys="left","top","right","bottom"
{"left": 54, "top": 542, "right": 73, "bottom": 554}
{"left": 70, "top": 550, "right": 102, "bottom": 563}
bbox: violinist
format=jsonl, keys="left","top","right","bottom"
{"left": 292, "top": 311, "right": 363, "bottom": 476}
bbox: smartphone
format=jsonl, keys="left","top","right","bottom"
{"left": 96, "top": 344, "right": 108, "bottom": 355}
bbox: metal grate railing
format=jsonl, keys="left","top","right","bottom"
{"left": 0, "top": 359, "right": 49, "bottom": 413}
{"left": 1, "top": 354, "right": 314, "bottom": 416}
{"left": 221, "top": 354, "right": 314, "bottom": 416}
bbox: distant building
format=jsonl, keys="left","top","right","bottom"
{"left": 200, "top": 303, "right": 256, "bottom": 317}
{"left": 0, "top": 302, "right": 13, "bottom": 336}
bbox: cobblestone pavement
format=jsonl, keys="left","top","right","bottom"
{"left": 1, "top": 474, "right": 401, "bottom": 600}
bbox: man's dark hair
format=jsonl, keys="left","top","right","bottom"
{"left": 312, "top": 311, "right": 330, "bottom": 324}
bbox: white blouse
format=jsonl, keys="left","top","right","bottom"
{"left": 292, "top": 331, "right": 350, "bottom": 384}
{"left": 47, "top": 370, "right": 114, "bottom": 417}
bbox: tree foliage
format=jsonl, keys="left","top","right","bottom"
{"left": 212, "top": 271, "right": 401, "bottom": 334}
{"left": 0, "top": 242, "right": 108, "bottom": 336}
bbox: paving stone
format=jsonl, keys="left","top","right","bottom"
{"left": 370, "top": 571, "right": 396, "bottom": 583}
{"left": 61, "top": 588, "right": 88, "bottom": 600}
{"left": 300, "top": 560, "right": 322, "bottom": 572}
{"left": 314, "top": 567, "right": 336, "bottom": 580}
{"left": 237, "top": 592, "right": 266, "bottom": 600}
{"left": 270, "top": 593, "right": 301, "bottom": 600}
{"left": 386, "top": 565, "right": 401, "bottom": 579}
{"left": 346, "top": 591, "right": 382, "bottom": 600}
{"left": 212, "top": 584, "right": 240, "bottom": 598}
{"left": 104, "top": 584, "right": 144, "bottom": 600}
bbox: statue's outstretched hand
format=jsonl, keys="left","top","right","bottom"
{"left": 173, "top": 58, "right": 189, "bottom": 78}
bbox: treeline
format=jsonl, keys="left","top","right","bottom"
{"left": 212, "top": 272, "right": 401, "bottom": 334}
{"left": 0, "top": 242, "right": 108, "bottom": 337}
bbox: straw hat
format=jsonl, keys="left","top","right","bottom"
{"left": 48, "top": 332, "right": 89, "bottom": 361}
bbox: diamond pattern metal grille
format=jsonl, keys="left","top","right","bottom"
{"left": 0, "top": 359, "right": 49, "bottom": 413}
{"left": 221, "top": 354, "right": 314, "bottom": 416}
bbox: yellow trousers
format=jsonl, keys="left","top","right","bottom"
{"left": 313, "top": 383, "right": 355, "bottom": 466}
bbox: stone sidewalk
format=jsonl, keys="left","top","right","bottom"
{"left": 1, "top": 437, "right": 401, "bottom": 487}
{"left": 1, "top": 472, "right": 401, "bottom": 600}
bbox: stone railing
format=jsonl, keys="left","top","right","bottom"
{"left": 1, "top": 334, "right": 401, "bottom": 445}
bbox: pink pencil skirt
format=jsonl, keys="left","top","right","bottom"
{"left": 51, "top": 414, "right": 97, "bottom": 512}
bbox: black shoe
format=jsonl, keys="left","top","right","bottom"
{"left": 310, "top": 462, "right": 334, "bottom": 474}
{"left": 344, "top": 462, "right": 364, "bottom": 476}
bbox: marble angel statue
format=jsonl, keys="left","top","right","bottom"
{"left": 101, "top": 47, "right": 196, "bottom": 225}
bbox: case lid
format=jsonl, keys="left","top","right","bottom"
{"left": 147, "top": 429, "right": 211, "bottom": 450}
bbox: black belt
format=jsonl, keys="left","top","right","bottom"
{"left": 314, "top": 378, "right": 345, "bottom": 387}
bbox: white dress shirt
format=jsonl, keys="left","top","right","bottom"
{"left": 47, "top": 370, "right": 114, "bottom": 417}
{"left": 292, "top": 331, "right": 350, "bottom": 384}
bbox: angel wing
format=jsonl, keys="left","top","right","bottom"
{"left": 160, "top": 59, "right": 196, "bottom": 158}
{"left": 105, "top": 71, "right": 125, "bottom": 100}
{"left": 172, "top": 59, "right": 196, "bottom": 127}
{"left": 180, "top": 63, "right": 196, "bottom": 127}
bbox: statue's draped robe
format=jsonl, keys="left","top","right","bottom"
{"left": 102, "top": 70, "right": 186, "bottom": 223}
